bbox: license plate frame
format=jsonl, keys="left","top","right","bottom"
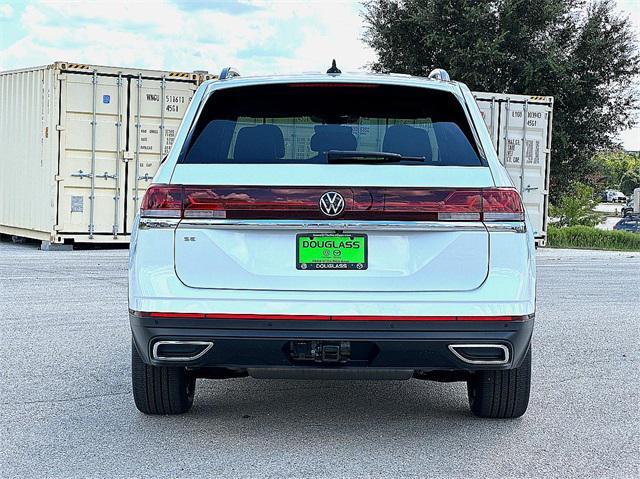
{"left": 296, "top": 233, "right": 368, "bottom": 270}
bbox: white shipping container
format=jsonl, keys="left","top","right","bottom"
{"left": 473, "top": 92, "right": 553, "bottom": 245}
{"left": 0, "top": 62, "right": 215, "bottom": 248}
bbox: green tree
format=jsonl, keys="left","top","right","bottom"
{"left": 549, "top": 182, "right": 602, "bottom": 226}
{"left": 362, "top": 0, "right": 640, "bottom": 200}
{"left": 590, "top": 150, "right": 640, "bottom": 195}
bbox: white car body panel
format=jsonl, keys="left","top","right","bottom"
{"left": 129, "top": 72, "right": 536, "bottom": 318}
{"left": 129, "top": 225, "right": 535, "bottom": 316}
{"left": 169, "top": 164, "right": 495, "bottom": 188}
{"left": 174, "top": 226, "right": 490, "bottom": 292}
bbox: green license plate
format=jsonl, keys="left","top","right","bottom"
{"left": 296, "top": 234, "right": 368, "bottom": 270}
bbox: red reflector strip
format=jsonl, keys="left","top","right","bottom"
{"left": 148, "top": 312, "right": 206, "bottom": 318}
{"left": 333, "top": 315, "right": 456, "bottom": 321}
{"left": 332, "top": 316, "right": 512, "bottom": 321}
{"left": 139, "top": 312, "right": 512, "bottom": 321}
{"left": 204, "top": 313, "right": 331, "bottom": 321}
{"left": 458, "top": 316, "right": 513, "bottom": 321}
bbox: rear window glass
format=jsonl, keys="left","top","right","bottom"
{"left": 180, "top": 83, "right": 483, "bottom": 166}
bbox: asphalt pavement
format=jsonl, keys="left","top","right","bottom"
{"left": 1, "top": 240, "right": 639, "bottom": 478}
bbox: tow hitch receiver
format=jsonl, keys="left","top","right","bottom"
{"left": 289, "top": 341, "right": 351, "bottom": 363}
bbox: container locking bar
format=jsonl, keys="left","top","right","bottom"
{"left": 71, "top": 170, "right": 116, "bottom": 180}
{"left": 71, "top": 170, "right": 93, "bottom": 179}
{"left": 159, "top": 75, "right": 166, "bottom": 157}
{"left": 502, "top": 98, "right": 511, "bottom": 167}
{"left": 133, "top": 73, "right": 142, "bottom": 213}
{"left": 489, "top": 96, "right": 497, "bottom": 151}
{"left": 88, "top": 69, "right": 98, "bottom": 239}
{"left": 113, "top": 72, "right": 123, "bottom": 238}
{"left": 520, "top": 99, "right": 529, "bottom": 194}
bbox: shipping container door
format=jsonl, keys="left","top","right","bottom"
{"left": 499, "top": 101, "right": 550, "bottom": 238}
{"left": 58, "top": 72, "right": 128, "bottom": 236}
{"left": 126, "top": 77, "right": 196, "bottom": 231}
{"left": 476, "top": 97, "right": 500, "bottom": 154}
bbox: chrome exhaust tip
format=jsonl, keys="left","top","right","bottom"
{"left": 152, "top": 340, "right": 214, "bottom": 361}
{"left": 448, "top": 344, "right": 510, "bottom": 365}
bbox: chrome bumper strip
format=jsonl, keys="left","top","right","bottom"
{"left": 484, "top": 222, "right": 527, "bottom": 233}
{"left": 139, "top": 218, "right": 180, "bottom": 229}
{"left": 176, "top": 219, "right": 486, "bottom": 232}
{"left": 140, "top": 217, "right": 525, "bottom": 233}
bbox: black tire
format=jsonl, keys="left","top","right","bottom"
{"left": 131, "top": 340, "right": 196, "bottom": 415}
{"left": 466, "top": 346, "right": 531, "bottom": 418}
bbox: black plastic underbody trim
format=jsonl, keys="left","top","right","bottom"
{"left": 130, "top": 315, "right": 534, "bottom": 372}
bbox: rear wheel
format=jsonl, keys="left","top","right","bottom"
{"left": 467, "top": 346, "right": 531, "bottom": 418}
{"left": 131, "top": 340, "right": 196, "bottom": 415}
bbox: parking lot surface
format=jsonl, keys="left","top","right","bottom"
{"left": 1, "top": 240, "right": 639, "bottom": 478}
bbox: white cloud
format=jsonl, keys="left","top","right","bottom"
{"left": 617, "top": 123, "right": 640, "bottom": 151}
{"left": 614, "top": 1, "right": 640, "bottom": 150}
{"left": 0, "top": 3, "right": 13, "bottom": 18}
{"left": 3, "top": 0, "right": 637, "bottom": 149}
{"left": 616, "top": 0, "right": 640, "bottom": 32}
{"left": 0, "top": 0, "right": 375, "bottom": 76}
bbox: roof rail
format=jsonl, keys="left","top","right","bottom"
{"left": 428, "top": 68, "right": 450, "bottom": 81}
{"left": 219, "top": 67, "right": 240, "bottom": 80}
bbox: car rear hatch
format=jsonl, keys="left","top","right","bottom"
{"left": 142, "top": 81, "right": 523, "bottom": 293}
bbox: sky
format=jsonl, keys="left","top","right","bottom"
{"left": 0, "top": 0, "right": 639, "bottom": 148}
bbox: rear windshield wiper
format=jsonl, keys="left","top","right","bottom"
{"left": 326, "top": 150, "right": 425, "bottom": 164}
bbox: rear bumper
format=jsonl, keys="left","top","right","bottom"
{"left": 130, "top": 314, "right": 534, "bottom": 372}
{"left": 129, "top": 227, "right": 536, "bottom": 318}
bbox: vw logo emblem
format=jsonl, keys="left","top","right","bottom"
{"left": 319, "top": 191, "right": 345, "bottom": 217}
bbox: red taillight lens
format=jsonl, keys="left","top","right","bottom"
{"left": 140, "top": 185, "right": 183, "bottom": 218}
{"left": 182, "top": 187, "right": 352, "bottom": 219}
{"left": 380, "top": 188, "right": 524, "bottom": 222}
{"left": 139, "top": 185, "right": 524, "bottom": 222}
{"left": 482, "top": 188, "right": 525, "bottom": 221}
{"left": 381, "top": 189, "right": 483, "bottom": 221}
{"left": 183, "top": 187, "right": 225, "bottom": 218}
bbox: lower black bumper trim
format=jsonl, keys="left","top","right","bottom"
{"left": 131, "top": 315, "right": 534, "bottom": 372}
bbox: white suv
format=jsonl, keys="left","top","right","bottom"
{"left": 129, "top": 66, "right": 535, "bottom": 418}
{"left": 605, "top": 190, "right": 627, "bottom": 203}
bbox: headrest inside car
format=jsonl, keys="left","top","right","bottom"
{"left": 234, "top": 124, "right": 285, "bottom": 162}
{"left": 310, "top": 125, "right": 357, "bottom": 153}
{"left": 382, "top": 124, "right": 432, "bottom": 161}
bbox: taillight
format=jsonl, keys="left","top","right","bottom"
{"left": 360, "top": 188, "right": 523, "bottom": 222}
{"left": 140, "top": 185, "right": 524, "bottom": 222}
{"left": 481, "top": 188, "right": 525, "bottom": 222}
{"left": 182, "top": 187, "right": 341, "bottom": 219}
{"left": 382, "top": 189, "right": 483, "bottom": 221}
{"left": 140, "top": 185, "right": 183, "bottom": 218}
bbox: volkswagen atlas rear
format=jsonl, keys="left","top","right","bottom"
{"left": 129, "top": 70, "right": 535, "bottom": 418}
